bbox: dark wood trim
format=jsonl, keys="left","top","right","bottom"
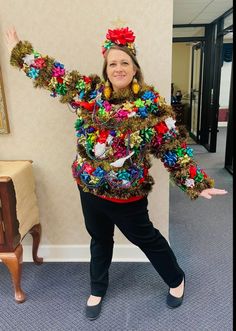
{"left": 0, "top": 180, "right": 20, "bottom": 252}
{"left": 173, "top": 24, "right": 208, "bottom": 28}
{"left": 173, "top": 37, "right": 205, "bottom": 42}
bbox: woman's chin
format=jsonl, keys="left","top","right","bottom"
{"left": 113, "top": 83, "right": 130, "bottom": 91}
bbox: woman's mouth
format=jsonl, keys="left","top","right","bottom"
{"left": 114, "top": 75, "right": 125, "bottom": 80}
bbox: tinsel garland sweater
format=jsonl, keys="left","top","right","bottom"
{"left": 10, "top": 41, "right": 214, "bottom": 201}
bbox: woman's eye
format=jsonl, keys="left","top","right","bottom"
{"left": 109, "top": 63, "right": 116, "bottom": 67}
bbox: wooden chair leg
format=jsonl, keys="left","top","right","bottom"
{"left": 0, "top": 244, "right": 26, "bottom": 303}
{"left": 29, "top": 223, "right": 43, "bottom": 265}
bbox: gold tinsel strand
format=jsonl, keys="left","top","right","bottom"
{"left": 10, "top": 41, "right": 33, "bottom": 68}
{"left": 11, "top": 41, "right": 214, "bottom": 201}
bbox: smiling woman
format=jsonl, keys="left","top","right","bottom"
{"left": 106, "top": 49, "right": 136, "bottom": 92}
{"left": 5, "top": 24, "right": 227, "bottom": 321}
{"left": 0, "top": 66, "right": 10, "bottom": 134}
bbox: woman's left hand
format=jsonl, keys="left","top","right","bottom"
{"left": 199, "top": 188, "right": 228, "bottom": 199}
{"left": 5, "top": 26, "right": 20, "bottom": 52}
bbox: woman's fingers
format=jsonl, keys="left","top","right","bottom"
{"left": 199, "top": 188, "right": 228, "bottom": 199}
{"left": 5, "top": 26, "right": 19, "bottom": 51}
{"left": 209, "top": 188, "right": 228, "bottom": 195}
{"left": 6, "top": 27, "right": 15, "bottom": 38}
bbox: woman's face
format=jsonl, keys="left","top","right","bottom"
{"left": 106, "top": 49, "right": 136, "bottom": 92}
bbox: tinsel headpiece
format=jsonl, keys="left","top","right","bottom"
{"left": 102, "top": 27, "right": 136, "bottom": 57}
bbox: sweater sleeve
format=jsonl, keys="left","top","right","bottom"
{"left": 149, "top": 100, "right": 214, "bottom": 200}
{"left": 10, "top": 40, "right": 101, "bottom": 105}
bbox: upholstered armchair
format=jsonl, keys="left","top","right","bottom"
{"left": 0, "top": 160, "right": 43, "bottom": 303}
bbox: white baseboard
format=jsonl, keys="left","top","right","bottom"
{"left": 218, "top": 122, "right": 228, "bottom": 127}
{"left": 22, "top": 244, "right": 149, "bottom": 262}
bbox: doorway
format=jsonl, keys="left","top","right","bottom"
{"left": 189, "top": 42, "right": 204, "bottom": 142}
{"left": 172, "top": 9, "right": 233, "bottom": 174}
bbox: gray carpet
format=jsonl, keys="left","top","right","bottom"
{"left": 0, "top": 128, "right": 232, "bottom": 331}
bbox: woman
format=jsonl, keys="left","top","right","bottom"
{"left": 6, "top": 26, "right": 227, "bottom": 320}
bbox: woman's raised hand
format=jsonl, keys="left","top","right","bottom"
{"left": 199, "top": 188, "right": 228, "bottom": 199}
{"left": 5, "top": 27, "right": 20, "bottom": 52}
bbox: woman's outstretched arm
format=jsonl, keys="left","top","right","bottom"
{"left": 5, "top": 27, "right": 101, "bottom": 106}
{"left": 145, "top": 91, "right": 227, "bottom": 200}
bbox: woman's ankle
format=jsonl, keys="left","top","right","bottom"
{"left": 87, "top": 295, "right": 102, "bottom": 306}
{"left": 169, "top": 278, "right": 185, "bottom": 298}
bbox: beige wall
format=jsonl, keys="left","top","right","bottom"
{"left": 172, "top": 42, "right": 191, "bottom": 97}
{"left": 0, "top": 0, "right": 173, "bottom": 258}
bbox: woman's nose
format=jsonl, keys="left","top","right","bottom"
{"left": 115, "top": 64, "right": 122, "bottom": 71}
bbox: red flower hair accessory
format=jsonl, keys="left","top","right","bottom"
{"left": 102, "top": 27, "right": 136, "bottom": 56}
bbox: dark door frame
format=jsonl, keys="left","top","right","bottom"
{"left": 201, "top": 16, "right": 233, "bottom": 152}
{"left": 224, "top": 59, "right": 233, "bottom": 174}
{"left": 189, "top": 42, "right": 204, "bottom": 142}
{"left": 173, "top": 7, "right": 233, "bottom": 153}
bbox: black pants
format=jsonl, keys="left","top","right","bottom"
{"left": 79, "top": 187, "right": 184, "bottom": 297}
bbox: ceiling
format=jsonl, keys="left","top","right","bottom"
{"left": 173, "top": 0, "right": 233, "bottom": 40}
{"left": 173, "top": 0, "right": 233, "bottom": 24}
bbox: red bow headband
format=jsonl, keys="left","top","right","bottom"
{"left": 102, "top": 27, "right": 136, "bottom": 56}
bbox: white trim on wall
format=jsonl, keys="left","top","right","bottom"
{"left": 22, "top": 244, "right": 150, "bottom": 262}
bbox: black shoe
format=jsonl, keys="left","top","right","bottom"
{"left": 166, "top": 276, "right": 185, "bottom": 309}
{"left": 85, "top": 297, "right": 103, "bottom": 320}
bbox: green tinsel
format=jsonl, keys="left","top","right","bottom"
{"left": 10, "top": 41, "right": 215, "bottom": 201}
